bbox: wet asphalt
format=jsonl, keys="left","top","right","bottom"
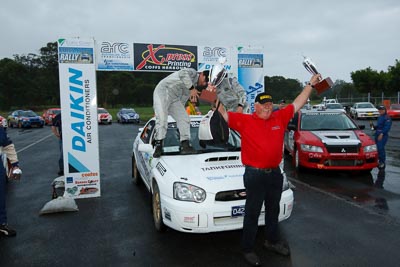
{"left": 1, "top": 121, "right": 400, "bottom": 267}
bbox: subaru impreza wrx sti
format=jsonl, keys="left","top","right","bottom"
{"left": 132, "top": 116, "right": 293, "bottom": 233}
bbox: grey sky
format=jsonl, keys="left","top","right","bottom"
{"left": 1, "top": 0, "right": 399, "bottom": 82}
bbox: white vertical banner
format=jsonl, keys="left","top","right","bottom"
{"left": 58, "top": 38, "right": 101, "bottom": 199}
{"left": 236, "top": 46, "right": 265, "bottom": 113}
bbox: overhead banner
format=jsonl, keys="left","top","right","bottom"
{"left": 197, "top": 46, "right": 234, "bottom": 75}
{"left": 237, "top": 46, "right": 265, "bottom": 113}
{"left": 96, "top": 41, "right": 134, "bottom": 71}
{"left": 58, "top": 38, "right": 101, "bottom": 199}
{"left": 134, "top": 43, "right": 197, "bottom": 72}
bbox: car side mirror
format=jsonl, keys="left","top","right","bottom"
{"left": 287, "top": 124, "right": 297, "bottom": 131}
{"left": 138, "top": 144, "right": 154, "bottom": 153}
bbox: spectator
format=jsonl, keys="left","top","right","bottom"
{"left": 51, "top": 113, "right": 63, "bottom": 176}
{"left": 0, "top": 125, "right": 21, "bottom": 237}
{"left": 279, "top": 99, "right": 287, "bottom": 110}
{"left": 218, "top": 74, "right": 321, "bottom": 266}
{"left": 186, "top": 99, "right": 201, "bottom": 115}
{"left": 372, "top": 105, "right": 392, "bottom": 169}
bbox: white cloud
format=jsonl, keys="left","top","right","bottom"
{"left": 1, "top": 0, "right": 399, "bottom": 82}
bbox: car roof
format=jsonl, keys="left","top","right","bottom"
{"left": 149, "top": 115, "right": 203, "bottom": 124}
{"left": 299, "top": 109, "right": 343, "bottom": 115}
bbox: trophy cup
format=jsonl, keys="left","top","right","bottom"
{"left": 199, "top": 57, "right": 228, "bottom": 103}
{"left": 303, "top": 56, "right": 333, "bottom": 94}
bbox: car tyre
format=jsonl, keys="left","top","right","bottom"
{"left": 132, "top": 155, "right": 142, "bottom": 185}
{"left": 152, "top": 182, "right": 166, "bottom": 232}
{"left": 292, "top": 147, "right": 303, "bottom": 172}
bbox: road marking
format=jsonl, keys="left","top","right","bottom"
{"left": 16, "top": 133, "right": 53, "bottom": 153}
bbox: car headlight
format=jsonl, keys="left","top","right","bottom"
{"left": 364, "top": 144, "right": 377, "bottom": 152}
{"left": 174, "top": 182, "right": 206, "bottom": 203}
{"left": 300, "top": 144, "right": 323, "bottom": 153}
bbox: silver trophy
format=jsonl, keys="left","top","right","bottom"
{"left": 302, "top": 56, "right": 333, "bottom": 94}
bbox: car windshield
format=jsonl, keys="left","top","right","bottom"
{"left": 98, "top": 109, "right": 108, "bottom": 114}
{"left": 162, "top": 121, "right": 241, "bottom": 155}
{"left": 390, "top": 104, "right": 400, "bottom": 110}
{"left": 357, "top": 103, "right": 374, "bottom": 108}
{"left": 326, "top": 103, "right": 343, "bottom": 109}
{"left": 121, "top": 109, "right": 135, "bottom": 114}
{"left": 300, "top": 112, "right": 358, "bottom": 131}
{"left": 52, "top": 109, "right": 61, "bottom": 115}
{"left": 21, "top": 110, "right": 38, "bottom": 117}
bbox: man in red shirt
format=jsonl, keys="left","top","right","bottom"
{"left": 219, "top": 74, "right": 320, "bottom": 266}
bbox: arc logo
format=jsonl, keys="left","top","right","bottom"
{"left": 100, "top": 42, "right": 129, "bottom": 54}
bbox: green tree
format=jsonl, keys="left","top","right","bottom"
{"left": 351, "top": 67, "right": 387, "bottom": 96}
{"left": 387, "top": 59, "right": 400, "bottom": 95}
{"left": 264, "top": 76, "right": 306, "bottom": 102}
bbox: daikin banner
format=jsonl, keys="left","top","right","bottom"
{"left": 58, "top": 38, "right": 101, "bottom": 199}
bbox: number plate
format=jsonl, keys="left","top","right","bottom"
{"left": 231, "top": 205, "right": 245, "bottom": 217}
{"left": 367, "top": 112, "right": 373, "bottom": 115}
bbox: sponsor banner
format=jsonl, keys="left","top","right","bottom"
{"left": 96, "top": 41, "right": 134, "bottom": 71}
{"left": 237, "top": 50, "right": 265, "bottom": 113}
{"left": 197, "top": 46, "right": 234, "bottom": 73}
{"left": 134, "top": 43, "right": 197, "bottom": 72}
{"left": 58, "top": 38, "right": 101, "bottom": 199}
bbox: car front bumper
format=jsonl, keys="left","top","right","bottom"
{"left": 159, "top": 189, "right": 294, "bottom": 233}
{"left": 298, "top": 151, "right": 378, "bottom": 170}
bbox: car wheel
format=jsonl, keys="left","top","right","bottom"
{"left": 292, "top": 147, "right": 303, "bottom": 171}
{"left": 152, "top": 182, "right": 166, "bottom": 232}
{"left": 132, "top": 154, "right": 142, "bottom": 185}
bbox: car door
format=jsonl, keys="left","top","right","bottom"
{"left": 136, "top": 120, "right": 156, "bottom": 187}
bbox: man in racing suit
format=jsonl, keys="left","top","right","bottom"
{"left": 153, "top": 68, "right": 209, "bottom": 158}
{"left": 0, "top": 125, "right": 21, "bottom": 237}
{"left": 215, "top": 76, "right": 248, "bottom": 113}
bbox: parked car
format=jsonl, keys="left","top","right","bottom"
{"left": 7, "top": 110, "right": 45, "bottom": 128}
{"left": 284, "top": 109, "right": 378, "bottom": 172}
{"left": 42, "top": 108, "right": 61, "bottom": 125}
{"left": 116, "top": 108, "right": 140, "bottom": 124}
{"left": 387, "top": 104, "right": 400, "bottom": 119}
{"left": 325, "top": 103, "right": 346, "bottom": 113}
{"left": 132, "top": 115, "right": 293, "bottom": 233}
{"left": 350, "top": 102, "right": 379, "bottom": 119}
{"left": 97, "top": 108, "right": 112, "bottom": 124}
{"left": 0, "top": 115, "right": 7, "bottom": 128}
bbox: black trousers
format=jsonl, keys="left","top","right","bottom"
{"left": 241, "top": 166, "right": 283, "bottom": 252}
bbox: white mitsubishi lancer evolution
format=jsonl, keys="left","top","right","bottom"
{"left": 131, "top": 115, "right": 293, "bottom": 233}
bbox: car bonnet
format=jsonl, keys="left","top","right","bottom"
{"left": 160, "top": 153, "right": 244, "bottom": 193}
{"left": 311, "top": 130, "right": 361, "bottom": 146}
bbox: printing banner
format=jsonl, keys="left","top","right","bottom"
{"left": 133, "top": 43, "right": 197, "bottom": 72}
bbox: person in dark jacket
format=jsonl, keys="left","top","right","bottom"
{"left": 373, "top": 105, "right": 392, "bottom": 169}
{"left": 0, "top": 125, "right": 21, "bottom": 237}
{"left": 51, "top": 113, "right": 63, "bottom": 175}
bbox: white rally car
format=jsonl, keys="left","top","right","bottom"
{"left": 131, "top": 116, "right": 293, "bottom": 233}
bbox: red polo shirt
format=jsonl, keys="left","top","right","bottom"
{"left": 228, "top": 104, "right": 294, "bottom": 168}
